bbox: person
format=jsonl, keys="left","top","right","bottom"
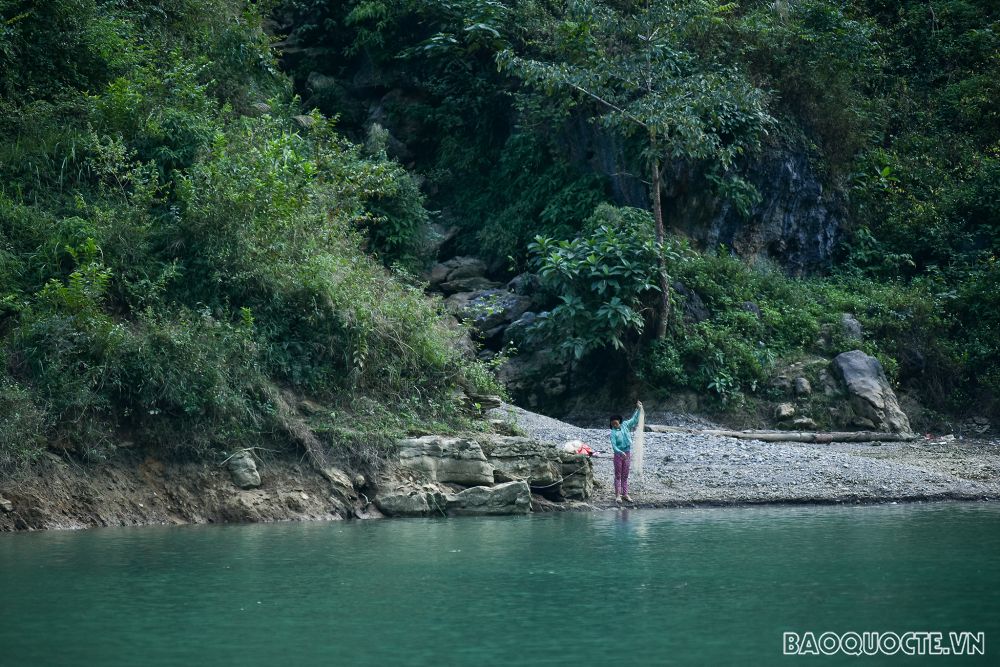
{"left": 610, "top": 400, "right": 642, "bottom": 504}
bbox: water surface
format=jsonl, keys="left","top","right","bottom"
{"left": 1, "top": 503, "right": 997, "bottom": 665}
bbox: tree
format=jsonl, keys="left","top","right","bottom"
{"left": 499, "top": 0, "right": 773, "bottom": 337}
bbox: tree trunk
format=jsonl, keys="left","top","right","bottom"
{"left": 651, "top": 152, "right": 671, "bottom": 339}
{"left": 644, "top": 424, "right": 920, "bottom": 443}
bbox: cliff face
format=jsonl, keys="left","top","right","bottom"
{"left": 557, "top": 118, "right": 845, "bottom": 275}
{"left": 664, "top": 151, "right": 846, "bottom": 276}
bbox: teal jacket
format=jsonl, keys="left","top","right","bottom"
{"left": 610, "top": 409, "right": 640, "bottom": 454}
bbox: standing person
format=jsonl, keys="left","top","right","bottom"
{"left": 610, "top": 400, "right": 642, "bottom": 504}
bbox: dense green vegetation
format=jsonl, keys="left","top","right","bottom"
{"left": 1, "top": 0, "right": 996, "bottom": 473}
{"left": 0, "top": 0, "right": 494, "bottom": 471}
{"left": 280, "top": 0, "right": 998, "bottom": 421}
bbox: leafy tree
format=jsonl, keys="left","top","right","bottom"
{"left": 527, "top": 205, "right": 664, "bottom": 359}
{"left": 499, "top": 0, "right": 773, "bottom": 337}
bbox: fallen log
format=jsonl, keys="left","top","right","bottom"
{"left": 644, "top": 425, "right": 919, "bottom": 443}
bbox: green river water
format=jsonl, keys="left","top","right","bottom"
{"left": 1, "top": 503, "right": 998, "bottom": 666}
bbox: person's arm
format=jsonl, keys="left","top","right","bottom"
{"left": 622, "top": 405, "right": 641, "bottom": 431}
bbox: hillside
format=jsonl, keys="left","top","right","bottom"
{"left": 276, "top": 0, "right": 999, "bottom": 425}
{"left": 0, "top": 0, "right": 495, "bottom": 474}
{"left": 1, "top": 0, "right": 997, "bottom": 479}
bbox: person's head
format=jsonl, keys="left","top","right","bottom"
{"left": 610, "top": 414, "right": 623, "bottom": 428}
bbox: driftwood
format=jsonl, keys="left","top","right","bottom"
{"left": 645, "top": 424, "right": 919, "bottom": 443}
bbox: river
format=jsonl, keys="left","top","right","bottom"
{"left": 1, "top": 503, "right": 997, "bottom": 665}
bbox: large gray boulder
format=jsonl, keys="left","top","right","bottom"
{"left": 397, "top": 436, "right": 495, "bottom": 486}
{"left": 503, "top": 311, "right": 537, "bottom": 346}
{"left": 374, "top": 486, "right": 433, "bottom": 516}
{"left": 445, "top": 289, "right": 531, "bottom": 330}
{"left": 480, "top": 436, "right": 562, "bottom": 487}
{"left": 444, "top": 481, "right": 531, "bottom": 516}
{"left": 673, "top": 281, "right": 710, "bottom": 324}
{"left": 227, "top": 451, "right": 261, "bottom": 489}
{"left": 832, "top": 350, "right": 912, "bottom": 433}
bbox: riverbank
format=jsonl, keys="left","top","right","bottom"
{"left": 3, "top": 405, "right": 997, "bottom": 531}
{"left": 501, "top": 406, "right": 1000, "bottom": 506}
{"left": 0, "top": 453, "right": 359, "bottom": 531}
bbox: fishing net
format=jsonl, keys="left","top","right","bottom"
{"left": 633, "top": 405, "right": 645, "bottom": 480}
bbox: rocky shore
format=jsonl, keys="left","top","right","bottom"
{"left": 3, "top": 405, "right": 996, "bottom": 531}
{"left": 499, "top": 406, "right": 1000, "bottom": 506}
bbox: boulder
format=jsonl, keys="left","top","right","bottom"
{"left": 429, "top": 263, "right": 453, "bottom": 286}
{"left": 557, "top": 451, "right": 594, "bottom": 500}
{"left": 480, "top": 436, "right": 562, "bottom": 487}
{"left": 374, "top": 487, "right": 432, "bottom": 517}
{"left": 794, "top": 377, "right": 812, "bottom": 396}
{"left": 503, "top": 311, "right": 538, "bottom": 346}
{"left": 226, "top": 451, "right": 261, "bottom": 489}
{"left": 832, "top": 350, "right": 912, "bottom": 433}
{"left": 397, "top": 436, "right": 495, "bottom": 486}
{"left": 429, "top": 256, "right": 487, "bottom": 287}
{"left": 673, "top": 281, "right": 710, "bottom": 323}
{"left": 445, "top": 256, "right": 488, "bottom": 281}
{"left": 775, "top": 403, "right": 796, "bottom": 420}
{"left": 319, "top": 465, "right": 358, "bottom": 502}
{"left": 444, "top": 291, "right": 477, "bottom": 317}
{"left": 0, "top": 496, "right": 12, "bottom": 513}
{"left": 507, "top": 273, "right": 540, "bottom": 296}
{"left": 444, "top": 481, "right": 531, "bottom": 516}
{"left": 791, "top": 417, "right": 818, "bottom": 430}
{"left": 477, "top": 292, "right": 532, "bottom": 331}
{"left": 479, "top": 436, "right": 594, "bottom": 500}
{"left": 497, "top": 348, "right": 569, "bottom": 406}
{"left": 443, "top": 289, "right": 531, "bottom": 331}
{"left": 841, "top": 313, "right": 863, "bottom": 341}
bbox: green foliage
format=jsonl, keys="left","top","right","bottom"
{"left": 0, "top": 376, "right": 47, "bottom": 471}
{"left": 736, "top": 0, "right": 883, "bottom": 171}
{"left": 527, "top": 205, "right": 662, "bottom": 358}
{"left": 0, "top": 0, "right": 494, "bottom": 465}
{"left": 499, "top": 0, "right": 774, "bottom": 171}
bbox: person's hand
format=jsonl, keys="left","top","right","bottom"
{"left": 637, "top": 400, "right": 643, "bottom": 409}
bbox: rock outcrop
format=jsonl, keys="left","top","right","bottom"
{"left": 480, "top": 436, "right": 562, "bottom": 487}
{"left": 479, "top": 436, "right": 593, "bottom": 500}
{"left": 378, "top": 434, "right": 593, "bottom": 516}
{"left": 429, "top": 256, "right": 488, "bottom": 287}
{"left": 557, "top": 451, "right": 594, "bottom": 500}
{"left": 397, "top": 436, "right": 495, "bottom": 486}
{"left": 664, "top": 150, "right": 846, "bottom": 275}
{"left": 374, "top": 485, "right": 436, "bottom": 516}
{"left": 444, "top": 481, "right": 531, "bottom": 516}
{"left": 227, "top": 451, "right": 261, "bottom": 489}
{"left": 374, "top": 480, "right": 531, "bottom": 517}
{"left": 832, "top": 350, "right": 912, "bottom": 434}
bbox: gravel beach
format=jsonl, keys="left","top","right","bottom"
{"left": 493, "top": 405, "right": 1000, "bottom": 507}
